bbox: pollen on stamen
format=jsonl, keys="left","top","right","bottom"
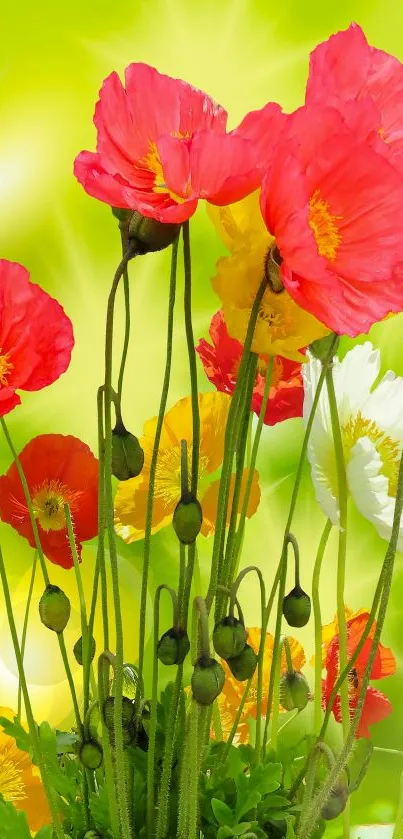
{"left": 308, "top": 189, "right": 342, "bottom": 262}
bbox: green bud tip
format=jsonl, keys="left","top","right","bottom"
{"left": 309, "top": 333, "right": 340, "bottom": 362}
{"left": 279, "top": 671, "right": 310, "bottom": 712}
{"left": 213, "top": 616, "right": 248, "bottom": 661}
{"left": 79, "top": 740, "right": 103, "bottom": 770}
{"left": 282, "top": 585, "right": 311, "bottom": 628}
{"left": 112, "top": 421, "right": 144, "bottom": 481}
{"left": 321, "top": 778, "right": 349, "bottom": 820}
{"left": 228, "top": 644, "right": 258, "bottom": 681}
{"left": 103, "top": 696, "right": 136, "bottom": 731}
{"left": 39, "top": 585, "right": 71, "bottom": 633}
{"left": 157, "top": 627, "right": 190, "bottom": 666}
{"left": 73, "top": 635, "right": 96, "bottom": 666}
{"left": 112, "top": 208, "right": 181, "bottom": 254}
{"left": 191, "top": 657, "right": 225, "bottom": 706}
{"left": 172, "top": 493, "right": 203, "bottom": 545}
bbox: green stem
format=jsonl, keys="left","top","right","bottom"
{"left": 17, "top": 551, "right": 38, "bottom": 721}
{"left": 205, "top": 275, "right": 268, "bottom": 614}
{"left": 393, "top": 770, "right": 403, "bottom": 839}
{"left": 0, "top": 544, "right": 64, "bottom": 839}
{"left": 98, "top": 652, "right": 120, "bottom": 839}
{"left": 96, "top": 385, "right": 109, "bottom": 652}
{"left": 104, "top": 244, "right": 137, "bottom": 839}
{"left": 220, "top": 677, "right": 252, "bottom": 764}
{"left": 187, "top": 699, "right": 200, "bottom": 839}
{"left": 282, "top": 636, "right": 293, "bottom": 674}
{"left": 193, "top": 596, "right": 210, "bottom": 660}
{"left": 300, "top": 450, "right": 403, "bottom": 839}
{"left": 178, "top": 542, "right": 186, "bottom": 620}
{"left": 138, "top": 236, "right": 179, "bottom": 687}
{"left": 326, "top": 367, "right": 350, "bottom": 839}
{"left": 312, "top": 520, "right": 332, "bottom": 735}
{"left": 255, "top": 568, "right": 280, "bottom": 756}
{"left": 270, "top": 637, "right": 283, "bottom": 750}
{"left": 262, "top": 534, "right": 291, "bottom": 754}
{"left": 64, "top": 504, "right": 91, "bottom": 719}
{"left": 232, "top": 357, "right": 274, "bottom": 572}
{"left": 58, "top": 634, "right": 83, "bottom": 732}
{"left": 181, "top": 543, "right": 196, "bottom": 629}
{"left": 183, "top": 221, "right": 200, "bottom": 496}
{"left": 156, "top": 664, "right": 184, "bottom": 839}
{"left": 287, "top": 533, "right": 300, "bottom": 588}
{"left": 117, "top": 226, "right": 131, "bottom": 403}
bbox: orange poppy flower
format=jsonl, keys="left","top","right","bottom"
{"left": 216, "top": 627, "right": 305, "bottom": 743}
{"left": 114, "top": 392, "right": 260, "bottom": 542}
{"left": 0, "top": 708, "right": 51, "bottom": 832}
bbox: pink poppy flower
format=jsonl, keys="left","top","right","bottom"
{"left": 74, "top": 63, "right": 283, "bottom": 223}
{"left": 260, "top": 103, "right": 403, "bottom": 336}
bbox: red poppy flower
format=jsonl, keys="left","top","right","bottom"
{"left": 0, "top": 260, "right": 74, "bottom": 417}
{"left": 74, "top": 62, "right": 284, "bottom": 223}
{"left": 322, "top": 611, "right": 396, "bottom": 738}
{"left": 196, "top": 310, "right": 303, "bottom": 425}
{"left": 0, "top": 435, "right": 99, "bottom": 569}
{"left": 305, "top": 24, "right": 403, "bottom": 174}
{"left": 260, "top": 103, "right": 403, "bottom": 337}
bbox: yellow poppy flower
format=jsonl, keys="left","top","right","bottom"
{"left": 0, "top": 707, "right": 51, "bottom": 833}
{"left": 215, "top": 627, "right": 306, "bottom": 743}
{"left": 208, "top": 193, "right": 330, "bottom": 362}
{"left": 114, "top": 391, "right": 260, "bottom": 543}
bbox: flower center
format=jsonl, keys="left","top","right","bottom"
{"left": 342, "top": 412, "right": 401, "bottom": 497}
{"left": 140, "top": 140, "right": 190, "bottom": 204}
{"left": 258, "top": 289, "right": 294, "bottom": 340}
{"left": 0, "top": 349, "right": 14, "bottom": 387}
{"left": 308, "top": 189, "right": 342, "bottom": 262}
{"left": 0, "top": 752, "right": 26, "bottom": 802}
{"left": 154, "top": 446, "right": 209, "bottom": 506}
{"left": 32, "top": 479, "right": 82, "bottom": 531}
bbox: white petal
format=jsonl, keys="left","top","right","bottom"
{"left": 333, "top": 342, "right": 380, "bottom": 425}
{"left": 347, "top": 436, "right": 403, "bottom": 549}
{"left": 363, "top": 370, "right": 403, "bottom": 444}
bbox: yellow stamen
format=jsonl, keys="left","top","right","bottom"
{"left": 342, "top": 412, "right": 401, "bottom": 497}
{"left": 32, "top": 479, "right": 82, "bottom": 532}
{"left": 0, "top": 349, "right": 14, "bottom": 387}
{"left": 139, "top": 140, "right": 190, "bottom": 203}
{"left": 154, "top": 446, "right": 209, "bottom": 506}
{"left": 0, "top": 752, "right": 26, "bottom": 801}
{"left": 308, "top": 189, "right": 342, "bottom": 262}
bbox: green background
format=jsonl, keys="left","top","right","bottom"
{"left": 1, "top": 0, "right": 403, "bottom": 832}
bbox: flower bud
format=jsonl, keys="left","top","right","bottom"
{"left": 309, "top": 333, "right": 340, "bottom": 362}
{"left": 227, "top": 644, "right": 258, "bottom": 681}
{"left": 172, "top": 493, "right": 203, "bottom": 545}
{"left": 157, "top": 627, "right": 190, "bottom": 666}
{"left": 73, "top": 635, "right": 96, "bottom": 666}
{"left": 321, "top": 778, "right": 349, "bottom": 820}
{"left": 112, "top": 208, "right": 181, "bottom": 254}
{"left": 39, "top": 585, "right": 71, "bottom": 633}
{"left": 112, "top": 421, "right": 144, "bottom": 481}
{"left": 103, "top": 696, "right": 136, "bottom": 731}
{"left": 213, "top": 616, "right": 247, "bottom": 661}
{"left": 191, "top": 657, "right": 225, "bottom": 706}
{"left": 84, "top": 832, "right": 103, "bottom": 839}
{"left": 79, "top": 740, "right": 103, "bottom": 770}
{"left": 282, "top": 585, "right": 311, "bottom": 628}
{"left": 280, "top": 671, "right": 310, "bottom": 711}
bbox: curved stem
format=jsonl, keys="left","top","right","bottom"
{"left": 183, "top": 221, "right": 200, "bottom": 496}
{"left": 17, "top": 551, "right": 38, "bottom": 720}
{"left": 0, "top": 545, "right": 64, "bottom": 839}
{"left": 98, "top": 652, "right": 120, "bottom": 838}
{"left": 104, "top": 244, "right": 137, "bottom": 839}
{"left": 312, "top": 520, "right": 332, "bottom": 735}
{"left": 138, "top": 236, "right": 179, "bottom": 686}
{"left": 117, "top": 225, "right": 131, "bottom": 402}
{"left": 65, "top": 504, "right": 91, "bottom": 720}
{"left": 229, "top": 565, "right": 266, "bottom": 621}
{"left": 287, "top": 532, "right": 300, "bottom": 588}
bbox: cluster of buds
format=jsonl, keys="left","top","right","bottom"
{"left": 213, "top": 614, "right": 257, "bottom": 682}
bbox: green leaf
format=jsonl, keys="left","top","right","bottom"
{"left": 212, "top": 798, "right": 235, "bottom": 827}
{"left": 347, "top": 738, "right": 373, "bottom": 793}
{"left": 34, "top": 828, "right": 53, "bottom": 839}
{"left": 90, "top": 785, "right": 111, "bottom": 834}
{"left": 217, "top": 827, "right": 235, "bottom": 839}
{"left": 250, "top": 763, "right": 282, "bottom": 795}
{"left": 0, "top": 716, "right": 32, "bottom": 755}
{"left": 55, "top": 730, "right": 80, "bottom": 754}
{"left": 0, "top": 796, "right": 31, "bottom": 838}
{"left": 233, "top": 822, "right": 252, "bottom": 835}
{"left": 285, "top": 816, "right": 297, "bottom": 839}
{"left": 236, "top": 788, "right": 262, "bottom": 820}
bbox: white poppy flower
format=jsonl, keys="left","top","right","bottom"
{"left": 351, "top": 826, "right": 394, "bottom": 839}
{"left": 303, "top": 343, "right": 403, "bottom": 548}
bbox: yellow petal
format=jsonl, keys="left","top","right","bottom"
{"left": 200, "top": 468, "right": 261, "bottom": 536}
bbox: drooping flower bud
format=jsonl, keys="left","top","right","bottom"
{"left": 282, "top": 585, "right": 311, "bottom": 628}
{"left": 112, "top": 207, "right": 181, "bottom": 254}
{"left": 73, "top": 635, "right": 96, "bottom": 666}
{"left": 227, "top": 644, "right": 258, "bottom": 681}
{"left": 103, "top": 696, "right": 136, "bottom": 731}
{"left": 157, "top": 627, "right": 190, "bottom": 666}
{"left": 172, "top": 493, "right": 203, "bottom": 545}
{"left": 112, "top": 420, "right": 144, "bottom": 481}
{"left": 191, "top": 657, "right": 225, "bottom": 706}
{"left": 280, "top": 671, "right": 310, "bottom": 711}
{"left": 309, "top": 333, "right": 340, "bottom": 362}
{"left": 39, "top": 585, "right": 71, "bottom": 633}
{"left": 79, "top": 740, "right": 103, "bottom": 770}
{"left": 213, "top": 616, "right": 247, "bottom": 661}
{"left": 321, "top": 777, "right": 349, "bottom": 820}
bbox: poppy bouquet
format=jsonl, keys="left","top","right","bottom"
{"left": 1, "top": 22, "right": 403, "bottom": 839}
